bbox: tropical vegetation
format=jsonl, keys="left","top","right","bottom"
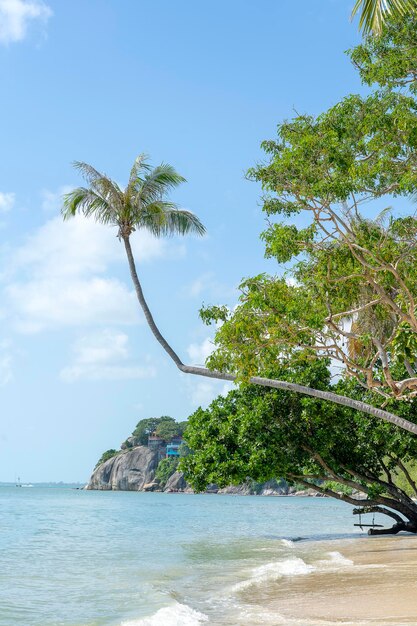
{"left": 124, "top": 415, "right": 187, "bottom": 448}
{"left": 200, "top": 13, "right": 417, "bottom": 435}
{"left": 182, "top": 359, "right": 417, "bottom": 534}
{"left": 94, "top": 449, "right": 119, "bottom": 469}
{"left": 155, "top": 457, "right": 180, "bottom": 487}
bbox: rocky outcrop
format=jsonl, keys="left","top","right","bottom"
{"left": 87, "top": 446, "right": 295, "bottom": 496}
{"left": 164, "top": 471, "right": 188, "bottom": 492}
{"left": 218, "top": 478, "right": 290, "bottom": 496}
{"left": 87, "top": 446, "right": 159, "bottom": 491}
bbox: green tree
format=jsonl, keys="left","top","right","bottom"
{"left": 350, "top": 11, "right": 417, "bottom": 91}
{"left": 199, "top": 23, "right": 417, "bottom": 435}
{"left": 155, "top": 416, "right": 179, "bottom": 441}
{"left": 182, "top": 360, "right": 417, "bottom": 535}
{"left": 128, "top": 415, "right": 179, "bottom": 445}
{"left": 351, "top": 0, "right": 417, "bottom": 36}
{"left": 130, "top": 417, "right": 162, "bottom": 446}
{"left": 156, "top": 457, "right": 179, "bottom": 487}
{"left": 177, "top": 421, "right": 188, "bottom": 436}
{"left": 95, "top": 449, "right": 119, "bottom": 468}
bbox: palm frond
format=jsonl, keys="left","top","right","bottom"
{"left": 351, "top": 0, "right": 417, "bottom": 36}
{"left": 374, "top": 206, "right": 392, "bottom": 226}
{"left": 136, "top": 202, "right": 206, "bottom": 237}
{"left": 73, "top": 161, "right": 104, "bottom": 184}
{"left": 137, "top": 164, "right": 186, "bottom": 206}
{"left": 64, "top": 157, "right": 205, "bottom": 240}
{"left": 62, "top": 187, "right": 117, "bottom": 225}
{"left": 128, "top": 154, "right": 152, "bottom": 185}
{"left": 126, "top": 153, "right": 152, "bottom": 201}
{"left": 73, "top": 161, "right": 124, "bottom": 210}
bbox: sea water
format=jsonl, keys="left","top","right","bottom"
{"left": 0, "top": 486, "right": 384, "bottom": 626}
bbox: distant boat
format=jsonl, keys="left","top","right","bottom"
{"left": 15, "top": 476, "right": 22, "bottom": 488}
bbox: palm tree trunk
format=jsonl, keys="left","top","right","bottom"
{"left": 123, "top": 235, "right": 184, "bottom": 367}
{"left": 122, "top": 235, "right": 417, "bottom": 436}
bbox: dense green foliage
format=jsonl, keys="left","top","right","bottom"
{"left": 156, "top": 457, "right": 179, "bottom": 487}
{"left": 125, "top": 416, "right": 187, "bottom": 447}
{"left": 202, "top": 18, "right": 417, "bottom": 406}
{"left": 95, "top": 449, "right": 119, "bottom": 469}
{"left": 131, "top": 417, "right": 166, "bottom": 446}
{"left": 155, "top": 418, "right": 182, "bottom": 442}
{"left": 190, "top": 21, "right": 417, "bottom": 531}
{"left": 350, "top": 12, "right": 417, "bottom": 91}
{"left": 182, "top": 359, "right": 417, "bottom": 528}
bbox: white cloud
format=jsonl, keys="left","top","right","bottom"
{"left": 7, "top": 277, "right": 139, "bottom": 333}
{"left": 0, "top": 0, "right": 52, "bottom": 45}
{"left": 60, "top": 329, "right": 156, "bottom": 382}
{"left": 187, "top": 378, "right": 233, "bottom": 408}
{"left": 4, "top": 213, "right": 178, "bottom": 333}
{"left": 187, "top": 337, "right": 214, "bottom": 365}
{"left": 0, "top": 192, "right": 15, "bottom": 213}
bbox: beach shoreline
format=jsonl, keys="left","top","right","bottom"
{"left": 240, "top": 534, "right": 417, "bottom": 625}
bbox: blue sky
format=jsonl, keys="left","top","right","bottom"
{"left": 0, "top": 0, "right": 363, "bottom": 482}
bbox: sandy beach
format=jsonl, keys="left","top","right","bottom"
{"left": 238, "top": 535, "right": 417, "bottom": 625}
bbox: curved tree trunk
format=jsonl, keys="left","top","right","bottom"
{"left": 368, "top": 522, "right": 417, "bottom": 535}
{"left": 123, "top": 236, "right": 417, "bottom": 436}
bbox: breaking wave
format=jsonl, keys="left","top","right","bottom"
{"left": 234, "top": 550, "right": 355, "bottom": 592}
{"left": 120, "top": 602, "right": 208, "bottom": 626}
{"left": 234, "top": 556, "right": 315, "bottom": 590}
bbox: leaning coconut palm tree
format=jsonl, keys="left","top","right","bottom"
{"left": 62, "top": 155, "right": 417, "bottom": 436}
{"left": 62, "top": 155, "right": 206, "bottom": 367}
{"left": 351, "top": 0, "right": 417, "bottom": 36}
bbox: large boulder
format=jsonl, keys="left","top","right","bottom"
{"left": 86, "top": 446, "right": 159, "bottom": 490}
{"left": 164, "top": 471, "right": 188, "bottom": 492}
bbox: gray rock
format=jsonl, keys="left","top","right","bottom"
{"left": 164, "top": 471, "right": 187, "bottom": 492}
{"left": 143, "top": 481, "right": 161, "bottom": 492}
{"left": 87, "top": 446, "right": 159, "bottom": 491}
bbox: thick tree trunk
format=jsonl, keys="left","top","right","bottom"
{"left": 122, "top": 235, "right": 417, "bottom": 436}
{"left": 353, "top": 505, "right": 417, "bottom": 536}
{"left": 369, "top": 521, "right": 417, "bottom": 535}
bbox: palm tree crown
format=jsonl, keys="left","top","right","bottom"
{"left": 62, "top": 155, "right": 206, "bottom": 369}
{"left": 351, "top": 0, "right": 417, "bottom": 36}
{"left": 62, "top": 154, "right": 206, "bottom": 239}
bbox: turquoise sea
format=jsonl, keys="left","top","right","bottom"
{"left": 0, "top": 486, "right": 382, "bottom": 626}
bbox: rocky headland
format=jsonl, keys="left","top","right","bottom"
{"left": 86, "top": 445, "right": 316, "bottom": 496}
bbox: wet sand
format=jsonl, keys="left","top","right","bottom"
{"left": 238, "top": 535, "right": 417, "bottom": 625}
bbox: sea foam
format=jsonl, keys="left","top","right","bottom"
{"left": 121, "top": 602, "right": 208, "bottom": 626}
{"left": 234, "top": 556, "right": 315, "bottom": 590}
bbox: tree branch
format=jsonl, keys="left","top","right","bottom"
{"left": 124, "top": 241, "right": 417, "bottom": 436}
